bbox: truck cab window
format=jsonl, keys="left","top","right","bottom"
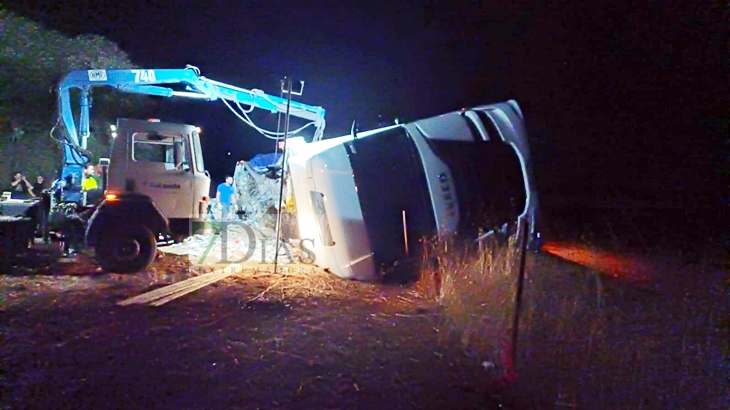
{"left": 132, "top": 133, "right": 190, "bottom": 171}
{"left": 133, "top": 141, "right": 167, "bottom": 162}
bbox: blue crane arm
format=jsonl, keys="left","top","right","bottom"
{"left": 56, "top": 66, "right": 326, "bottom": 182}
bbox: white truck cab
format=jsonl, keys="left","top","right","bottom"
{"left": 107, "top": 118, "right": 211, "bottom": 236}
{"left": 287, "top": 100, "right": 539, "bottom": 281}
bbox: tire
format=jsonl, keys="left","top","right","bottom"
{"left": 96, "top": 224, "right": 157, "bottom": 273}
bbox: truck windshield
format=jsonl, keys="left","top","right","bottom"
{"left": 347, "top": 127, "right": 436, "bottom": 273}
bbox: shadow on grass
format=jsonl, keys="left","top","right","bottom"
{"left": 0, "top": 242, "right": 107, "bottom": 277}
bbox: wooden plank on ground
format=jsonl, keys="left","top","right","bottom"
{"left": 117, "top": 264, "right": 242, "bottom": 306}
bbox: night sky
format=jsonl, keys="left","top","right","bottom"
{"left": 5, "top": 0, "right": 727, "bottom": 207}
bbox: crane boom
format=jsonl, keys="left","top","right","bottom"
{"left": 56, "top": 65, "right": 325, "bottom": 181}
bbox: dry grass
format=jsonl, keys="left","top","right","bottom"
{"left": 415, "top": 234, "right": 522, "bottom": 369}
{"left": 413, "top": 227, "right": 728, "bottom": 409}
{"left": 227, "top": 266, "right": 341, "bottom": 301}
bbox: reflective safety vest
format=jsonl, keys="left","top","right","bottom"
{"left": 82, "top": 176, "right": 99, "bottom": 191}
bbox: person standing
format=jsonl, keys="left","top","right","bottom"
{"left": 31, "top": 175, "right": 47, "bottom": 197}
{"left": 9, "top": 171, "right": 32, "bottom": 199}
{"left": 216, "top": 176, "right": 236, "bottom": 221}
{"left": 81, "top": 164, "right": 100, "bottom": 192}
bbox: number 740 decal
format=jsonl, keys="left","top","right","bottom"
{"left": 132, "top": 69, "right": 157, "bottom": 83}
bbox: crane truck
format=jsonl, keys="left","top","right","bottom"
{"left": 1, "top": 66, "right": 325, "bottom": 273}
{"left": 0, "top": 65, "right": 540, "bottom": 281}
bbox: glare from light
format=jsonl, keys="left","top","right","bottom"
{"left": 171, "top": 91, "right": 209, "bottom": 99}
{"left": 541, "top": 241, "right": 653, "bottom": 284}
{"left": 195, "top": 126, "right": 202, "bottom": 133}
{"left": 111, "top": 132, "right": 117, "bottom": 138}
{"left": 110, "top": 124, "right": 117, "bottom": 131}
{"left": 297, "top": 213, "right": 319, "bottom": 249}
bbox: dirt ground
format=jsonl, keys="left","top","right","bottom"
{"left": 1, "top": 214, "right": 727, "bottom": 410}
{"left": 1, "top": 251, "right": 513, "bottom": 410}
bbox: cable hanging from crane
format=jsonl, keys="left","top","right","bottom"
{"left": 202, "top": 79, "right": 325, "bottom": 141}
{"left": 49, "top": 117, "right": 88, "bottom": 166}
{"left": 217, "top": 94, "right": 319, "bottom": 140}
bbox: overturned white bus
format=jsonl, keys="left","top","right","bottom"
{"left": 286, "top": 99, "right": 540, "bottom": 281}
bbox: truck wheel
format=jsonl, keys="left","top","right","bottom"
{"left": 96, "top": 224, "right": 156, "bottom": 273}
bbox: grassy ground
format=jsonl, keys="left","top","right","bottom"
{"left": 1, "top": 210, "right": 727, "bottom": 409}
{"left": 419, "top": 240, "right": 727, "bottom": 409}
